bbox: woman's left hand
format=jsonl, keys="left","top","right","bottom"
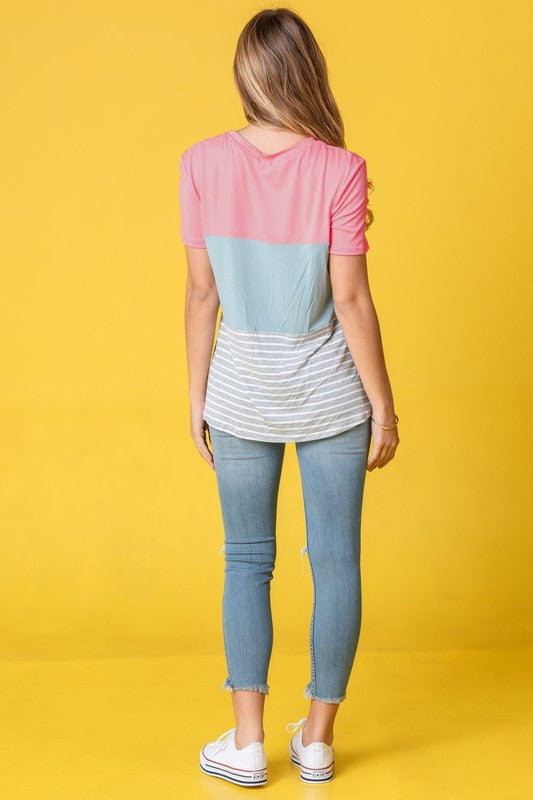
{"left": 190, "top": 399, "right": 215, "bottom": 470}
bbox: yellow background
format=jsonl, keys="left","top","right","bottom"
{"left": 1, "top": 1, "right": 532, "bottom": 797}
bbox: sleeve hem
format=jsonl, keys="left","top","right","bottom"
{"left": 329, "top": 245, "right": 369, "bottom": 255}
{"left": 182, "top": 239, "right": 207, "bottom": 248}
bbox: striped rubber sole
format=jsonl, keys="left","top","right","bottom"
{"left": 290, "top": 746, "right": 334, "bottom": 783}
{"left": 200, "top": 751, "right": 267, "bottom": 786}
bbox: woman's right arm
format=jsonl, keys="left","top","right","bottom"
{"left": 330, "top": 251, "right": 400, "bottom": 470}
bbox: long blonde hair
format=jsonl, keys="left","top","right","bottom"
{"left": 233, "top": 7, "right": 374, "bottom": 231}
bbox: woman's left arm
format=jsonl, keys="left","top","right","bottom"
{"left": 183, "top": 245, "right": 219, "bottom": 469}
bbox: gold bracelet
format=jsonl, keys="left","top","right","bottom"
{"left": 371, "top": 412, "right": 399, "bottom": 430}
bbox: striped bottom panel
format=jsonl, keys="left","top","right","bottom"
{"left": 203, "top": 315, "right": 372, "bottom": 442}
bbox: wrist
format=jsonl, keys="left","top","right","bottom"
{"left": 371, "top": 406, "right": 397, "bottom": 426}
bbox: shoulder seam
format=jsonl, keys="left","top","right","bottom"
{"left": 330, "top": 152, "right": 366, "bottom": 210}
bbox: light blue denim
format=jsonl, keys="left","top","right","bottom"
{"left": 208, "top": 417, "right": 372, "bottom": 704}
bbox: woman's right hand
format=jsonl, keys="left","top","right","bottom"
{"left": 367, "top": 411, "right": 400, "bottom": 471}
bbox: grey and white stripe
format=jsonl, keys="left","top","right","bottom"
{"left": 203, "top": 315, "right": 372, "bottom": 442}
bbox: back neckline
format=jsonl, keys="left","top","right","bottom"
{"left": 227, "top": 129, "right": 315, "bottom": 159}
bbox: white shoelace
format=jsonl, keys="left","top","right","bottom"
{"left": 211, "top": 726, "right": 237, "bottom": 753}
{"left": 285, "top": 716, "right": 307, "bottom": 734}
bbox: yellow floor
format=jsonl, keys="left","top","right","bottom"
{"left": 1, "top": 647, "right": 531, "bottom": 798}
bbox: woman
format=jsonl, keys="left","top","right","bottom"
{"left": 179, "top": 7, "right": 399, "bottom": 787}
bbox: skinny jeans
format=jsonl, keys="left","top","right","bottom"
{"left": 208, "top": 417, "right": 371, "bottom": 704}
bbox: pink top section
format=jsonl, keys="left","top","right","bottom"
{"left": 179, "top": 130, "right": 370, "bottom": 255}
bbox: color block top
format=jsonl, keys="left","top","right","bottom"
{"left": 179, "top": 128, "right": 372, "bottom": 442}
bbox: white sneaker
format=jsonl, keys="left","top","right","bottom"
{"left": 199, "top": 725, "right": 267, "bottom": 786}
{"left": 285, "top": 716, "right": 334, "bottom": 783}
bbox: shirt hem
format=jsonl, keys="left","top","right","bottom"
{"left": 204, "top": 409, "right": 372, "bottom": 443}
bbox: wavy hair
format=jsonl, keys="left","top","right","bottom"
{"left": 233, "top": 7, "right": 374, "bottom": 231}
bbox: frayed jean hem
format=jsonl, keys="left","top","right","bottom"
{"left": 304, "top": 682, "right": 346, "bottom": 704}
{"left": 222, "top": 677, "right": 270, "bottom": 695}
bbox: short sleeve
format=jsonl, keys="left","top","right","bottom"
{"left": 329, "top": 156, "right": 369, "bottom": 255}
{"left": 179, "top": 149, "right": 207, "bottom": 248}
